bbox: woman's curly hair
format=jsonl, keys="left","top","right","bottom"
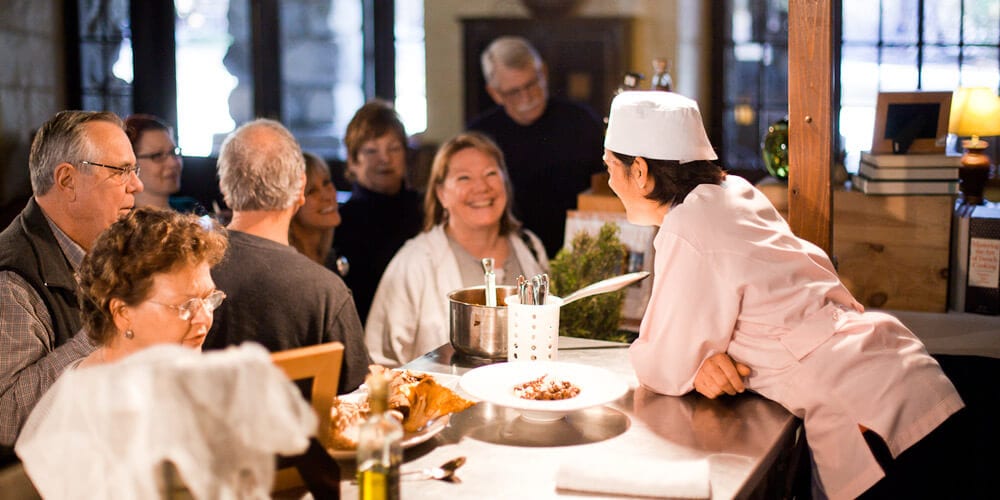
{"left": 76, "top": 207, "right": 228, "bottom": 346}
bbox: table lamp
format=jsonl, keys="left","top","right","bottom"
{"left": 949, "top": 87, "right": 1000, "bottom": 205}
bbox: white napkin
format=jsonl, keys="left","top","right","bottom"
{"left": 556, "top": 456, "right": 710, "bottom": 499}
{"left": 16, "top": 343, "right": 316, "bottom": 500}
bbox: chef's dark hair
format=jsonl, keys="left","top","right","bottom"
{"left": 611, "top": 151, "right": 725, "bottom": 206}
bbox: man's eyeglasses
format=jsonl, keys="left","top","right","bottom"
{"left": 137, "top": 147, "right": 183, "bottom": 162}
{"left": 495, "top": 75, "right": 543, "bottom": 100}
{"left": 148, "top": 290, "right": 227, "bottom": 321}
{"left": 358, "top": 143, "right": 405, "bottom": 159}
{"left": 79, "top": 160, "right": 141, "bottom": 184}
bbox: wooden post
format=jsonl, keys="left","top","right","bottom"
{"left": 788, "top": 0, "right": 835, "bottom": 254}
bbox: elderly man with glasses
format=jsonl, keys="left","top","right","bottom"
{"left": 0, "top": 110, "right": 143, "bottom": 454}
{"left": 468, "top": 36, "right": 605, "bottom": 258}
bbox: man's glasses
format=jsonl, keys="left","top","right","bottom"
{"left": 148, "top": 290, "right": 227, "bottom": 321}
{"left": 137, "top": 147, "right": 182, "bottom": 162}
{"left": 79, "top": 160, "right": 141, "bottom": 184}
{"left": 495, "top": 75, "right": 542, "bottom": 100}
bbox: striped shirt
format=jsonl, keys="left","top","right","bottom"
{"left": 0, "top": 215, "right": 95, "bottom": 446}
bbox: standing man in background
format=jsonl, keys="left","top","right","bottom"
{"left": 468, "top": 36, "right": 605, "bottom": 258}
{"left": 0, "top": 110, "right": 142, "bottom": 451}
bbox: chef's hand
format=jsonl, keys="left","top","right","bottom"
{"left": 693, "top": 353, "right": 752, "bottom": 399}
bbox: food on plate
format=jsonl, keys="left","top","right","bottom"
{"left": 329, "top": 397, "right": 365, "bottom": 450}
{"left": 328, "top": 365, "right": 474, "bottom": 450}
{"left": 402, "top": 377, "right": 475, "bottom": 432}
{"left": 513, "top": 374, "right": 581, "bottom": 401}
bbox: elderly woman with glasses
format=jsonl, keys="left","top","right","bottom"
{"left": 124, "top": 114, "right": 201, "bottom": 213}
{"left": 73, "top": 206, "right": 228, "bottom": 365}
{"left": 14, "top": 207, "right": 339, "bottom": 498}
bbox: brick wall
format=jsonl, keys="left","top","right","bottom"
{"left": 0, "top": 0, "right": 64, "bottom": 226}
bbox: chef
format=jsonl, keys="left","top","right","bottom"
{"left": 602, "top": 90, "right": 963, "bottom": 499}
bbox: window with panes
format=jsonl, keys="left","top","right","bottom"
{"left": 69, "top": 0, "right": 425, "bottom": 160}
{"left": 715, "top": 0, "right": 1000, "bottom": 175}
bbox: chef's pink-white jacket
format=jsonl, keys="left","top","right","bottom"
{"left": 630, "top": 175, "right": 963, "bottom": 499}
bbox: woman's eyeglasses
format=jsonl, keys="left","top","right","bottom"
{"left": 136, "top": 147, "right": 183, "bottom": 162}
{"left": 148, "top": 290, "right": 227, "bottom": 321}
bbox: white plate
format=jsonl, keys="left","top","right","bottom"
{"left": 325, "top": 397, "right": 451, "bottom": 460}
{"left": 459, "top": 361, "right": 629, "bottom": 422}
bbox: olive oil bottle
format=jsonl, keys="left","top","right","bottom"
{"left": 356, "top": 372, "right": 402, "bottom": 500}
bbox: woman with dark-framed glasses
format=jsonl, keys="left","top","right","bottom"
{"left": 73, "top": 206, "right": 228, "bottom": 364}
{"left": 125, "top": 114, "right": 201, "bottom": 213}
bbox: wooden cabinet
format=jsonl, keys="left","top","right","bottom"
{"left": 461, "top": 17, "right": 631, "bottom": 123}
{"left": 761, "top": 182, "right": 953, "bottom": 312}
{"left": 832, "top": 191, "right": 953, "bottom": 312}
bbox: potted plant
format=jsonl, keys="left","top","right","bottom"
{"left": 549, "top": 223, "right": 629, "bottom": 342}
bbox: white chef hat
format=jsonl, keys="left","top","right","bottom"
{"left": 605, "top": 91, "right": 718, "bottom": 163}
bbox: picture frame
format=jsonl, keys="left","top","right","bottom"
{"left": 871, "top": 91, "right": 953, "bottom": 154}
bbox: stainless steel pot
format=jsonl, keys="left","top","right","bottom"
{"left": 448, "top": 285, "right": 518, "bottom": 359}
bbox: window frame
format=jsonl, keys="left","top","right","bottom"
{"left": 713, "top": 0, "right": 1000, "bottom": 175}
{"left": 66, "top": 0, "right": 398, "bottom": 158}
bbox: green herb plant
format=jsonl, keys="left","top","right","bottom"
{"left": 549, "top": 223, "right": 629, "bottom": 342}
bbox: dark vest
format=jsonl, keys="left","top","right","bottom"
{"left": 0, "top": 198, "right": 83, "bottom": 347}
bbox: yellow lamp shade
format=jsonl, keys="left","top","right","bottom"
{"left": 949, "top": 87, "right": 1000, "bottom": 138}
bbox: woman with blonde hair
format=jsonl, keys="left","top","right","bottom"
{"left": 365, "top": 132, "right": 548, "bottom": 366}
{"left": 289, "top": 152, "right": 346, "bottom": 274}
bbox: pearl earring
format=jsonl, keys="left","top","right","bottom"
{"left": 124, "top": 329, "right": 134, "bottom": 339}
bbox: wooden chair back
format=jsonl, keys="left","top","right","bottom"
{"left": 0, "top": 462, "right": 40, "bottom": 499}
{"left": 270, "top": 342, "right": 344, "bottom": 492}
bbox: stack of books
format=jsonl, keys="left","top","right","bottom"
{"left": 851, "top": 152, "right": 961, "bottom": 195}
{"left": 951, "top": 201, "right": 1000, "bottom": 314}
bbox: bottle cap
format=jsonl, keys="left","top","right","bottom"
{"left": 366, "top": 371, "right": 391, "bottom": 413}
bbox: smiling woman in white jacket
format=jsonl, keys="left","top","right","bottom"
{"left": 365, "top": 132, "right": 548, "bottom": 367}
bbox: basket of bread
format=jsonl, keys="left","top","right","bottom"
{"left": 328, "top": 365, "right": 474, "bottom": 456}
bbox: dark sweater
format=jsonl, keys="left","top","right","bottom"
{"left": 333, "top": 184, "right": 423, "bottom": 324}
{"left": 205, "top": 230, "right": 371, "bottom": 393}
{"left": 468, "top": 97, "right": 605, "bottom": 257}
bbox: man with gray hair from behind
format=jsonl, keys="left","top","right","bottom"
{"left": 203, "top": 119, "right": 370, "bottom": 395}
